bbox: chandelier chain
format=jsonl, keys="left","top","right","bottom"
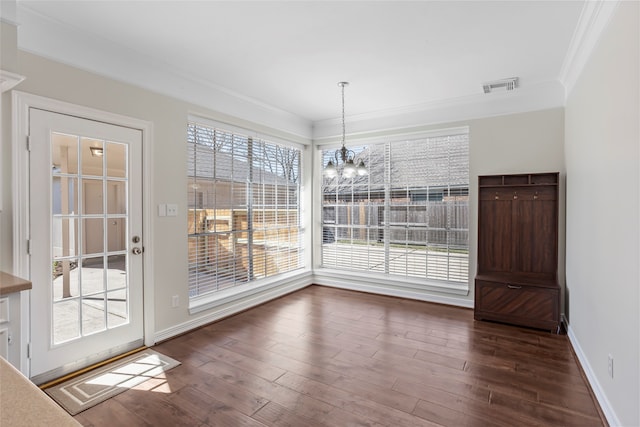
{"left": 341, "top": 82, "right": 346, "bottom": 146}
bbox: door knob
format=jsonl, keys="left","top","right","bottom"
{"left": 132, "top": 247, "right": 142, "bottom": 255}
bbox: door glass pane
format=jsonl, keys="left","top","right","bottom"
{"left": 81, "top": 257, "right": 105, "bottom": 295}
{"left": 53, "top": 300, "right": 80, "bottom": 343}
{"left": 107, "top": 181, "right": 126, "bottom": 214}
{"left": 107, "top": 218, "right": 126, "bottom": 252}
{"left": 52, "top": 258, "right": 79, "bottom": 301}
{"left": 51, "top": 129, "right": 131, "bottom": 345}
{"left": 83, "top": 179, "right": 103, "bottom": 214}
{"left": 52, "top": 133, "right": 78, "bottom": 175}
{"left": 107, "top": 289, "right": 127, "bottom": 328}
{"left": 83, "top": 218, "right": 104, "bottom": 255}
{"left": 82, "top": 138, "right": 104, "bottom": 176}
{"left": 107, "top": 255, "right": 126, "bottom": 291}
{"left": 106, "top": 142, "right": 127, "bottom": 178}
{"left": 82, "top": 293, "right": 106, "bottom": 335}
{"left": 52, "top": 218, "right": 78, "bottom": 258}
{"left": 52, "top": 177, "right": 78, "bottom": 215}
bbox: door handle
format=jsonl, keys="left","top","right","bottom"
{"left": 132, "top": 247, "right": 142, "bottom": 255}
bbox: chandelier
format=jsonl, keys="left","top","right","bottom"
{"left": 324, "top": 82, "right": 368, "bottom": 178}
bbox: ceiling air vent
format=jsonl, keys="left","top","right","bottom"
{"left": 483, "top": 77, "right": 519, "bottom": 94}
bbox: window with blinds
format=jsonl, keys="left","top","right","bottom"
{"left": 321, "top": 132, "right": 469, "bottom": 286}
{"left": 187, "top": 121, "right": 302, "bottom": 298}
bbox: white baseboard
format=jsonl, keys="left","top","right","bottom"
{"left": 566, "top": 323, "right": 621, "bottom": 426}
{"left": 154, "top": 278, "right": 311, "bottom": 343}
{"left": 314, "top": 274, "right": 474, "bottom": 309}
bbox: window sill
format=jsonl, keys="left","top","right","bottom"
{"left": 313, "top": 268, "right": 470, "bottom": 297}
{"left": 188, "top": 269, "right": 312, "bottom": 315}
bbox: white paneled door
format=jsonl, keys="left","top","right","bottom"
{"left": 29, "top": 109, "right": 144, "bottom": 384}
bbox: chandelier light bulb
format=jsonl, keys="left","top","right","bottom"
{"left": 324, "top": 160, "right": 337, "bottom": 177}
{"left": 356, "top": 160, "right": 368, "bottom": 176}
{"left": 342, "top": 159, "right": 356, "bottom": 178}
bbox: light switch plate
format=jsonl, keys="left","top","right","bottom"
{"left": 158, "top": 204, "right": 167, "bottom": 217}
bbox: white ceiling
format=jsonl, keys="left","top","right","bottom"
{"left": 14, "top": 1, "right": 585, "bottom": 126}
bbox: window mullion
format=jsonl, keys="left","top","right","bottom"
{"left": 384, "top": 142, "right": 391, "bottom": 275}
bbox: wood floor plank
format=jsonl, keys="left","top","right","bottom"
{"left": 412, "top": 399, "right": 510, "bottom": 427}
{"left": 340, "top": 330, "right": 419, "bottom": 359}
{"left": 166, "top": 385, "right": 268, "bottom": 427}
{"left": 220, "top": 339, "right": 344, "bottom": 384}
{"left": 395, "top": 378, "right": 539, "bottom": 427}
{"left": 73, "top": 396, "right": 153, "bottom": 427}
{"left": 463, "top": 358, "right": 593, "bottom": 394}
{"left": 330, "top": 375, "right": 419, "bottom": 413}
{"left": 153, "top": 335, "right": 216, "bottom": 368}
{"left": 195, "top": 340, "right": 287, "bottom": 382}
{"left": 537, "top": 386, "right": 601, "bottom": 418}
{"left": 276, "top": 371, "right": 441, "bottom": 427}
{"left": 164, "top": 363, "right": 269, "bottom": 416}
{"left": 196, "top": 355, "right": 342, "bottom": 421}
{"left": 199, "top": 355, "right": 387, "bottom": 427}
{"left": 488, "top": 389, "right": 603, "bottom": 427}
{"left": 409, "top": 348, "right": 470, "bottom": 370}
{"left": 252, "top": 402, "right": 328, "bottom": 427}
{"left": 73, "top": 285, "right": 604, "bottom": 427}
{"left": 112, "top": 387, "right": 203, "bottom": 426}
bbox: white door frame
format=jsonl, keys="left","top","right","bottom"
{"left": 12, "top": 91, "right": 156, "bottom": 376}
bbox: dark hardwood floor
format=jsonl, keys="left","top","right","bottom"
{"left": 74, "top": 285, "right": 604, "bottom": 427}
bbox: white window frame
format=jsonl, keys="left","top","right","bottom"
{"left": 315, "top": 126, "right": 470, "bottom": 296}
{"left": 186, "top": 116, "right": 308, "bottom": 313}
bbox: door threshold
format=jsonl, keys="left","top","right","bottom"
{"left": 39, "top": 346, "right": 147, "bottom": 390}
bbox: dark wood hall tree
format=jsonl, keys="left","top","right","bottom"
{"left": 474, "top": 172, "right": 560, "bottom": 332}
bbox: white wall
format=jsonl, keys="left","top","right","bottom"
{"left": 1, "top": 20, "right": 20, "bottom": 272}
{"left": 564, "top": 2, "right": 639, "bottom": 426}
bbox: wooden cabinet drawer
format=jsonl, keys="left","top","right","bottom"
{"left": 474, "top": 280, "right": 559, "bottom": 331}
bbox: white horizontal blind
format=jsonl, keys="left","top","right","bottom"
{"left": 321, "top": 133, "right": 469, "bottom": 285}
{"left": 187, "top": 122, "right": 302, "bottom": 298}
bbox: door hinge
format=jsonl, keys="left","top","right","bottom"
{"left": 27, "top": 239, "right": 31, "bottom": 255}
{"left": 26, "top": 135, "right": 31, "bottom": 152}
{"left": 26, "top": 343, "right": 31, "bottom": 359}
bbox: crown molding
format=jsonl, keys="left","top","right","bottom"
{"left": 313, "top": 80, "right": 565, "bottom": 141}
{"left": 0, "top": 0, "right": 18, "bottom": 25}
{"left": 16, "top": 4, "right": 313, "bottom": 140}
{"left": 0, "top": 69, "right": 25, "bottom": 92}
{"left": 558, "top": 0, "right": 620, "bottom": 98}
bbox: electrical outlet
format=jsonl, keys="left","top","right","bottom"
{"left": 607, "top": 354, "right": 614, "bottom": 378}
{"left": 171, "top": 295, "right": 179, "bottom": 308}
